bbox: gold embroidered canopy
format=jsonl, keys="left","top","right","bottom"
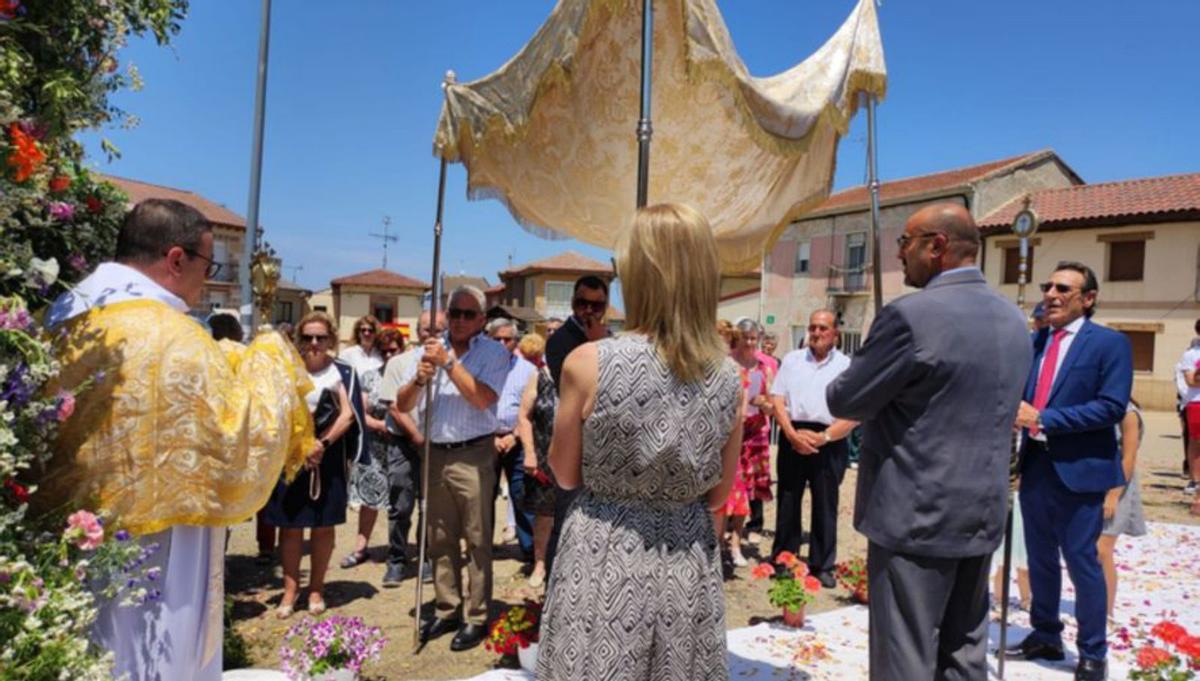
{"left": 434, "top": 0, "right": 887, "bottom": 273}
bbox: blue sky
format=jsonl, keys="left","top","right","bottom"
{"left": 80, "top": 1, "right": 1199, "bottom": 295}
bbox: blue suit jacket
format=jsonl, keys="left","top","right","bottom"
{"left": 1022, "top": 318, "right": 1132, "bottom": 493}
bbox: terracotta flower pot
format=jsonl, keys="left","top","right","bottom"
{"left": 782, "top": 605, "right": 806, "bottom": 628}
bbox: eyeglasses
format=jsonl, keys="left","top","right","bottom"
{"left": 300, "top": 333, "right": 330, "bottom": 344}
{"left": 573, "top": 298, "right": 607, "bottom": 313}
{"left": 1039, "top": 282, "right": 1080, "bottom": 295}
{"left": 167, "top": 247, "right": 222, "bottom": 279}
{"left": 358, "top": 327, "right": 375, "bottom": 336}
{"left": 895, "top": 232, "right": 943, "bottom": 251}
{"left": 447, "top": 308, "right": 479, "bottom": 321}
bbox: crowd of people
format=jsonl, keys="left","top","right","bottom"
{"left": 39, "top": 196, "right": 1199, "bottom": 680}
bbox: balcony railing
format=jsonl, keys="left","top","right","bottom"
{"left": 826, "top": 262, "right": 872, "bottom": 294}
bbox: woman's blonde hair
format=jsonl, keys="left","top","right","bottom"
{"left": 295, "top": 311, "right": 338, "bottom": 347}
{"left": 616, "top": 203, "right": 726, "bottom": 382}
{"left": 518, "top": 332, "right": 546, "bottom": 362}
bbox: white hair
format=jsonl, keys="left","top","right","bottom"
{"left": 485, "top": 317, "right": 516, "bottom": 335}
{"left": 448, "top": 284, "right": 485, "bottom": 311}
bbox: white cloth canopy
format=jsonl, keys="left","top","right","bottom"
{"left": 434, "top": 0, "right": 886, "bottom": 273}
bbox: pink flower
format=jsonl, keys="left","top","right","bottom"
{"left": 56, "top": 391, "right": 75, "bottom": 422}
{"left": 49, "top": 201, "right": 75, "bottom": 221}
{"left": 66, "top": 510, "right": 104, "bottom": 550}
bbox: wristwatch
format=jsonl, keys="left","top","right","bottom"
{"left": 822, "top": 432, "right": 831, "bottom": 445}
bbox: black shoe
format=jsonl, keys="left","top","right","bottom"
{"left": 817, "top": 572, "right": 837, "bottom": 589}
{"left": 1074, "top": 658, "right": 1106, "bottom": 681}
{"left": 382, "top": 563, "right": 404, "bottom": 587}
{"left": 1003, "top": 637, "right": 1065, "bottom": 661}
{"left": 450, "top": 623, "right": 486, "bottom": 651}
{"left": 419, "top": 617, "right": 462, "bottom": 642}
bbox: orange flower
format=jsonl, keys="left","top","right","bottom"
{"left": 1135, "top": 644, "right": 1174, "bottom": 669}
{"left": 6, "top": 123, "right": 45, "bottom": 182}
{"left": 775, "top": 551, "right": 799, "bottom": 568}
{"left": 1151, "top": 621, "right": 1188, "bottom": 646}
{"left": 49, "top": 175, "right": 71, "bottom": 193}
{"left": 791, "top": 564, "right": 810, "bottom": 580}
{"left": 804, "top": 575, "right": 821, "bottom": 594}
{"left": 750, "top": 563, "right": 775, "bottom": 580}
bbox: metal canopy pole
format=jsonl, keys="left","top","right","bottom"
{"left": 866, "top": 95, "right": 883, "bottom": 316}
{"left": 635, "top": 0, "right": 653, "bottom": 208}
{"left": 240, "top": 0, "right": 272, "bottom": 334}
{"left": 413, "top": 73, "right": 456, "bottom": 652}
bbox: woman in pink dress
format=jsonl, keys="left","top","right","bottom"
{"left": 716, "top": 319, "right": 774, "bottom": 567}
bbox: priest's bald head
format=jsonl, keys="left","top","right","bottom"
{"left": 898, "top": 203, "right": 981, "bottom": 289}
{"left": 115, "top": 199, "right": 215, "bottom": 308}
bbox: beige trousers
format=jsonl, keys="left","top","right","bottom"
{"left": 428, "top": 440, "right": 496, "bottom": 625}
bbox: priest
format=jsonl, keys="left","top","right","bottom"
{"left": 41, "top": 198, "right": 315, "bottom": 680}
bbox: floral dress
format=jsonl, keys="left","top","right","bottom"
{"left": 723, "top": 357, "right": 774, "bottom": 517}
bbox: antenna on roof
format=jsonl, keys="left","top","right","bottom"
{"left": 369, "top": 215, "right": 398, "bottom": 269}
{"left": 285, "top": 264, "right": 303, "bottom": 281}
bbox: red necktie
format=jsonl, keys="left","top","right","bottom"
{"left": 1030, "top": 328, "right": 1068, "bottom": 435}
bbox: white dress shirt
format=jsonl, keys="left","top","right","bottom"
{"left": 395, "top": 332, "right": 511, "bottom": 444}
{"left": 771, "top": 346, "right": 851, "bottom": 425}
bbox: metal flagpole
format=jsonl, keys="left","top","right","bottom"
{"left": 240, "top": 0, "right": 272, "bottom": 334}
{"left": 866, "top": 94, "right": 883, "bottom": 316}
{"left": 413, "top": 73, "right": 455, "bottom": 652}
{"left": 998, "top": 196, "right": 1038, "bottom": 677}
{"left": 635, "top": 0, "right": 653, "bottom": 208}
{"left": 413, "top": 153, "right": 448, "bottom": 652}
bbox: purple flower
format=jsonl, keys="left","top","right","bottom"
{"left": 145, "top": 567, "right": 161, "bottom": 582}
{"left": 1, "top": 363, "right": 34, "bottom": 409}
{"left": 114, "top": 529, "right": 130, "bottom": 542}
{"left": 49, "top": 201, "right": 75, "bottom": 222}
{"left": 68, "top": 253, "right": 89, "bottom": 272}
{"left": 0, "top": 308, "right": 31, "bottom": 331}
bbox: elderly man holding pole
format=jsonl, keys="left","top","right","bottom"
{"left": 396, "top": 285, "right": 510, "bottom": 652}
{"left": 827, "top": 203, "right": 1030, "bottom": 680}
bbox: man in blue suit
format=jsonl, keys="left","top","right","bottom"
{"left": 1006, "top": 261, "right": 1132, "bottom": 681}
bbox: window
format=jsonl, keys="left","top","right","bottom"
{"left": 1002, "top": 245, "right": 1035, "bottom": 285}
{"left": 1121, "top": 330, "right": 1155, "bottom": 372}
{"left": 544, "top": 281, "right": 574, "bottom": 319}
{"left": 794, "top": 241, "right": 811, "bottom": 274}
{"left": 523, "top": 278, "right": 534, "bottom": 307}
{"left": 1108, "top": 240, "right": 1145, "bottom": 281}
{"left": 211, "top": 240, "right": 229, "bottom": 282}
{"left": 839, "top": 331, "right": 863, "bottom": 356}
{"left": 313, "top": 305, "right": 327, "bottom": 313}
{"left": 845, "top": 233, "right": 867, "bottom": 291}
{"left": 273, "top": 301, "right": 294, "bottom": 324}
{"left": 373, "top": 304, "right": 394, "bottom": 323}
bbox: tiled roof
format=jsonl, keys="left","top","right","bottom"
{"left": 500, "top": 250, "right": 613, "bottom": 278}
{"left": 277, "top": 277, "right": 310, "bottom": 293}
{"left": 98, "top": 174, "right": 247, "bottom": 229}
{"left": 331, "top": 269, "right": 429, "bottom": 289}
{"left": 810, "top": 150, "right": 1071, "bottom": 216}
{"left": 442, "top": 275, "right": 490, "bottom": 292}
{"left": 978, "top": 173, "right": 1200, "bottom": 233}
{"left": 484, "top": 283, "right": 506, "bottom": 294}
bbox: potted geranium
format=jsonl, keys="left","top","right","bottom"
{"left": 279, "top": 615, "right": 387, "bottom": 681}
{"left": 486, "top": 600, "right": 541, "bottom": 671}
{"left": 1128, "top": 620, "right": 1200, "bottom": 680}
{"left": 835, "top": 557, "right": 869, "bottom": 604}
{"left": 751, "top": 551, "right": 821, "bottom": 628}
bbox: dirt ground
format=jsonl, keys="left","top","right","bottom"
{"left": 225, "top": 410, "right": 1200, "bottom": 680}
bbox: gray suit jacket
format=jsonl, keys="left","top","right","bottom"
{"left": 826, "top": 268, "right": 1031, "bottom": 558}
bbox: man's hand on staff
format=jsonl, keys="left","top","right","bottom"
{"left": 422, "top": 337, "right": 451, "bottom": 368}
{"left": 414, "top": 357, "right": 436, "bottom": 386}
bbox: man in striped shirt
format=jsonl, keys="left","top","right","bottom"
{"left": 396, "top": 285, "right": 511, "bottom": 652}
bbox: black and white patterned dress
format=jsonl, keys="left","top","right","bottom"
{"left": 538, "top": 334, "right": 740, "bottom": 681}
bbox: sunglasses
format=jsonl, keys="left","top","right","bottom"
{"left": 166, "top": 247, "right": 222, "bottom": 279}
{"left": 447, "top": 308, "right": 479, "bottom": 321}
{"left": 573, "top": 298, "right": 607, "bottom": 313}
{"left": 300, "top": 333, "right": 330, "bottom": 344}
{"left": 358, "top": 327, "right": 375, "bottom": 336}
{"left": 1039, "top": 282, "right": 1080, "bottom": 295}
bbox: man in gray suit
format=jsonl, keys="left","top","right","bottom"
{"left": 827, "top": 203, "right": 1031, "bottom": 680}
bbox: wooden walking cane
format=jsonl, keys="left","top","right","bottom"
{"left": 998, "top": 197, "right": 1039, "bottom": 677}
{"left": 413, "top": 130, "right": 450, "bottom": 653}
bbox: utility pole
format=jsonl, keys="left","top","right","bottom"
{"left": 369, "top": 215, "right": 398, "bottom": 269}
{"left": 285, "top": 264, "right": 303, "bottom": 282}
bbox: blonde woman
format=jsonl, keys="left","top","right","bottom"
{"left": 538, "top": 204, "right": 745, "bottom": 681}
{"left": 261, "top": 312, "right": 356, "bottom": 618}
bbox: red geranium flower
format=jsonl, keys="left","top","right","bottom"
{"left": 85, "top": 195, "right": 104, "bottom": 214}
{"left": 3, "top": 478, "right": 29, "bottom": 504}
{"left": 792, "top": 563, "right": 810, "bottom": 579}
{"left": 1177, "top": 634, "right": 1200, "bottom": 661}
{"left": 750, "top": 563, "right": 775, "bottom": 580}
{"left": 0, "top": 0, "right": 19, "bottom": 20}
{"left": 6, "top": 123, "right": 45, "bottom": 182}
{"left": 803, "top": 575, "right": 821, "bottom": 594}
{"left": 1135, "top": 643, "right": 1174, "bottom": 669}
{"left": 1151, "top": 621, "right": 1188, "bottom": 646}
{"left": 775, "top": 551, "right": 799, "bottom": 568}
{"left": 49, "top": 175, "right": 71, "bottom": 193}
